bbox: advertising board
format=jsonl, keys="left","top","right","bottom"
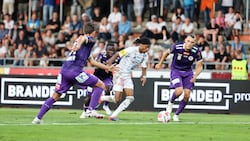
{"left": 0, "top": 75, "right": 249, "bottom": 114}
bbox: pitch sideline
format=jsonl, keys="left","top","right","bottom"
{"left": 0, "top": 121, "right": 250, "bottom": 126}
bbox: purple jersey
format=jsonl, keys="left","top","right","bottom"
{"left": 61, "top": 36, "right": 95, "bottom": 73}
{"left": 94, "top": 53, "right": 112, "bottom": 80}
{"left": 170, "top": 42, "right": 202, "bottom": 71}
{"left": 94, "top": 52, "right": 120, "bottom": 80}
{"left": 54, "top": 36, "right": 98, "bottom": 94}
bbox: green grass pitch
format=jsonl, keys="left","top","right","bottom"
{"left": 0, "top": 108, "right": 249, "bottom": 141}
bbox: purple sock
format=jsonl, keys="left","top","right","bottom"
{"left": 104, "top": 101, "right": 109, "bottom": 106}
{"left": 88, "top": 87, "right": 103, "bottom": 110}
{"left": 175, "top": 100, "right": 187, "bottom": 115}
{"left": 37, "top": 97, "right": 56, "bottom": 119}
{"left": 170, "top": 92, "right": 178, "bottom": 103}
{"left": 83, "top": 105, "right": 88, "bottom": 112}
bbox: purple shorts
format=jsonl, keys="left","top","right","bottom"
{"left": 55, "top": 71, "right": 98, "bottom": 94}
{"left": 103, "top": 78, "right": 113, "bottom": 87}
{"left": 170, "top": 69, "right": 194, "bottom": 90}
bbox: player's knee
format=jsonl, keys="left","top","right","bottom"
{"left": 52, "top": 93, "right": 61, "bottom": 101}
{"left": 175, "top": 89, "right": 184, "bottom": 96}
{"left": 126, "top": 96, "right": 135, "bottom": 103}
{"left": 183, "top": 94, "right": 190, "bottom": 101}
{"left": 96, "top": 80, "right": 105, "bottom": 90}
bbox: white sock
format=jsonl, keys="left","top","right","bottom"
{"left": 110, "top": 96, "right": 134, "bottom": 117}
{"left": 101, "top": 95, "right": 116, "bottom": 103}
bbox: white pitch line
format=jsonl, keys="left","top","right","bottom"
{"left": 0, "top": 121, "right": 250, "bottom": 126}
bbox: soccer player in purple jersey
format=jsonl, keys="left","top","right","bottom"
{"left": 79, "top": 43, "right": 119, "bottom": 118}
{"left": 32, "top": 23, "right": 115, "bottom": 124}
{"left": 155, "top": 35, "right": 203, "bottom": 121}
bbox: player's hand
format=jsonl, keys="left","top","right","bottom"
{"left": 190, "top": 76, "right": 196, "bottom": 83}
{"left": 106, "top": 64, "right": 118, "bottom": 72}
{"left": 79, "top": 35, "right": 89, "bottom": 44}
{"left": 140, "top": 77, "right": 147, "bottom": 86}
{"left": 71, "top": 35, "right": 82, "bottom": 51}
{"left": 155, "top": 64, "right": 161, "bottom": 70}
{"left": 71, "top": 35, "right": 88, "bottom": 51}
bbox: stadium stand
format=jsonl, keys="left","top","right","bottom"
{"left": 0, "top": 0, "right": 249, "bottom": 80}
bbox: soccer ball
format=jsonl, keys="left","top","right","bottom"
{"left": 157, "top": 111, "right": 170, "bottom": 123}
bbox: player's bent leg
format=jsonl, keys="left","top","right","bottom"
{"left": 166, "top": 101, "right": 173, "bottom": 114}
{"left": 101, "top": 95, "right": 116, "bottom": 103}
{"left": 174, "top": 99, "right": 188, "bottom": 122}
{"left": 32, "top": 93, "right": 60, "bottom": 124}
{"left": 109, "top": 96, "right": 135, "bottom": 120}
{"left": 173, "top": 89, "right": 191, "bottom": 121}
{"left": 166, "top": 87, "right": 183, "bottom": 115}
{"left": 103, "top": 104, "right": 112, "bottom": 115}
{"left": 85, "top": 87, "right": 105, "bottom": 119}
{"left": 79, "top": 79, "right": 106, "bottom": 119}
{"left": 80, "top": 94, "right": 91, "bottom": 119}
{"left": 94, "top": 79, "right": 106, "bottom": 90}
{"left": 88, "top": 87, "right": 103, "bottom": 110}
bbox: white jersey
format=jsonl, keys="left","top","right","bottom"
{"left": 117, "top": 46, "right": 148, "bottom": 74}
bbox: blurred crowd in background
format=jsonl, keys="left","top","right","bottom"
{"left": 0, "top": 0, "right": 249, "bottom": 70}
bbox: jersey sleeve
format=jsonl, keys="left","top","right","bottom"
{"left": 141, "top": 54, "right": 148, "bottom": 68}
{"left": 118, "top": 47, "right": 135, "bottom": 57}
{"left": 169, "top": 44, "right": 176, "bottom": 54}
{"left": 195, "top": 47, "right": 203, "bottom": 62}
{"left": 95, "top": 53, "right": 103, "bottom": 62}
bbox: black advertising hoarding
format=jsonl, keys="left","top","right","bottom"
{"left": 228, "top": 81, "right": 250, "bottom": 113}
{"left": 131, "top": 78, "right": 250, "bottom": 114}
{"left": 0, "top": 75, "right": 87, "bottom": 109}
{"left": 0, "top": 75, "right": 249, "bottom": 114}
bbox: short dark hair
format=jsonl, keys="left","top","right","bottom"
{"left": 84, "top": 23, "right": 95, "bottom": 34}
{"left": 106, "top": 43, "right": 116, "bottom": 52}
{"left": 139, "top": 37, "right": 151, "bottom": 45}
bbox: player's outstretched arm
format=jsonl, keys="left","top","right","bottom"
{"left": 140, "top": 67, "right": 147, "bottom": 86}
{"left": 191, "top": 60, "right": 203, "bottom": 83}
{"left": 88, "top": 56, "right": 116, "bottom": 72}
{"left": 106, "top": 52, "right": 120, "bottom": 66}
{"left": 71, "top": 35, "right": 88, "bottom": 52}
{"left": 155, "top": 49, "right": 170, "bottom": 70}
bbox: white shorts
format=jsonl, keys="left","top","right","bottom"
{"left": 113, "top": 71, "right": 134, "bottom": 92}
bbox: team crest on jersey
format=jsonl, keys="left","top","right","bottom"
{"left": 191, "top": 49, "right": 197, "bottom": 53}
{"left": 188, "top": 56, "right": 194, "bottom": 61}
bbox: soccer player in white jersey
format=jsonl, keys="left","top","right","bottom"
{"left": 101, "top": 37, "right": 151, "bottom": 121}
